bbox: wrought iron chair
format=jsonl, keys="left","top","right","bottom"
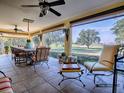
{"left": 31, "top": 47, "right": 50, "bottom": 70}
{"left": 84, "top": 45, "right": 120, "bottom": 87}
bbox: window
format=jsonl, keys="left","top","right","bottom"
{"left": 0, "top": 37, "right": 27, "bottom": 54}
{"left": 42, "top": 30, "right": 65, "bottom": 58}
{"left": 72, "top": 16, "right": 124, "bottom": 63}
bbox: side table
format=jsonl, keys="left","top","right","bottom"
{"left": 58, "top": 63, "right": 85, "bottom": 87}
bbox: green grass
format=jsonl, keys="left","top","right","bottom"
{"left": 50, "top": 44, "right": 102, "bottom": 63}
{"left": 51, "top": 46, "right": 102, "bottom": 55}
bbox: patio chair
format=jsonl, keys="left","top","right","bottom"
{"left": 31, "top": 47, "right": 50, "bottom": 70}
{"left": 0, "top": 71, "right": 13, "bottom": 93}
{"left": 84, "top": 45, "right": 120, "bottom": 87}
{"left": 11, "top": 47, "right": 26, "bottom": 64}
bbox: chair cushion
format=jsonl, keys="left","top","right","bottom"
{"left": 0, "top": 82, "right": 13, "bottom": 93}
{"left": 0, "top": 82, "right": 11, "bottom": 89}
{"left": 0, "top": 87, "right": 13, "bottom": 93}
{"left": 0, "top": 77, "right": 13, "bottom": 93}
{"left": 99, "top": 45, "right": 119, "bottom": 69}
{"left": 0, "top": 77, "right": 11, "bottom": 83}
{"left": 84, "top": 62, "right": 112, "bottom": 72}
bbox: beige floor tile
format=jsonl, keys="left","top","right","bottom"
{"left": 62, "top": 82, "right": 90, "bottom": 93}
{"left": 12, "top": 81, "right": 28, "bottom": 93}
{"left": 0, "top": 55, "right": 124, "bottom": 93}
{"left": 29, "top": 83, "right": 60, "bottom": 93}
{"left": 23, "top": 76, "right": 46, "bottom": 89}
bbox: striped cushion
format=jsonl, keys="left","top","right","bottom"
{"left": 0, "top": 77, "right": 13, "bottom": 93}
{"left": 0, "top": 87, "right": 13, "bottom": 93}
{"left": 0, "top": 77, "right": 11, "bottom": 83}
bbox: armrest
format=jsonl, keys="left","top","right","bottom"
{"left": 0, "top": 71, "right": 12, "bottom": 83}
{"left": 0, "top": 71, "right": 7, "bottom": 77}
{"left": 102, "top": 60, "right": 113, "bottom": 64}
{"left": 90, "top": 62, "right": 98, "bottom": 72}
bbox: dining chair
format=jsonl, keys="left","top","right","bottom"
{"left": 84, "top": 45, "right": 120, "bottom": 87}
{"left": 11, "top": 47, "right": 26, "bottom": 64}
{"left": 31, "top": 47, "right": 50, "bottom": 70}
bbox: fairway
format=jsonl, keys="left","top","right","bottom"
{"left": 50, "top": 44, "right": 103, "bottom": 59}
{"left": 51, "top": 44, "right": 102, "bottom": 54}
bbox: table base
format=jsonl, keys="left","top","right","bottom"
{"left": 58, "top": 70, "right": 85, "bottom": 87}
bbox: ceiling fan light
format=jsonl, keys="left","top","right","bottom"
{"left": 40, "top": 9, "right": 48, "bottom": 17}
{"left": 39, "top": 12, "right": 44, "bottom": 17}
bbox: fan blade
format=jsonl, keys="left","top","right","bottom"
{"left": 21, "top": 5, "right": 39, "bottom": 7}
{"left": 14, "top": 29, "right": 24, "bottom": 32}
{"left": 18, "top": 29, "right": 24, "bottom": 32}
{"left": 49, "top": 0, "right": 65, "bottom": 6}
{"left": 14, "top": 28, "right": 24, "bottom": 32}
{"left": 49, "top": 8, "right": 61, "bottom": 16}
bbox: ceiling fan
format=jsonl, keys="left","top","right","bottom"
{"left": 13, "top": 25, "right": 24, "bottom": 32}
{"left": 21, "top": 0, "right": 65, "bottom": 17}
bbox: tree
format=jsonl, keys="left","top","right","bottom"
{"left": 111, "top": 18, "right": 124, "bottom": 43}
{"left": 43, "top": 31, "right": 64, "bottom": 47}
{"left": 32, "top": 36, "right": 40, "bottom": 47}
{"left": 76, "top": 29, "right": 100, "bottom": 48}
{"left": 11, "top": 38, "right": 26, "bottom": 46}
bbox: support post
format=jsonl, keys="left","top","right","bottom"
{"left": 39, "top": 32, "right": 44, "bottom": 46}
{"left": 64, "top": 21, "right": 72, "bottom": 57}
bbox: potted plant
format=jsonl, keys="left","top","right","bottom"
{"left": 4, "top": 46, "right": 9, "bottom": 54}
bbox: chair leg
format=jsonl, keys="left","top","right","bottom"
{"left": 40, "top": 61, "right": 49, "bottom": 68}
{"left": 40, "top": 62, "right": 44, "bottom": 65}
{"left": 93, "top": 73, "right": 116, "bottom": 87}
{"left": 14, "top": 57, "right": 17, "bottom": 65}
{"left": 45, "top": 61, "right": 49, "bottom": 69}
{"left": 94, "top": 74, "right": 96, "bottom": 84}
{"left": 33, "top": 65, "right": 36, "bottom": 72}
{"left": 16, "top": 57, "right": 20, "bottom": 64}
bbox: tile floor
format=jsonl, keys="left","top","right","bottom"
{"left": 0, "top": 54, "right": 124, "bottom": 93}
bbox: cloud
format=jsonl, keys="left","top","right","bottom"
{"left": 83, "top": 26, "right": 113, "bottom": 32}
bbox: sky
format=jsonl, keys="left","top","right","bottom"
{"left": 72, "top": 16, "right": 124, "bottom": 44}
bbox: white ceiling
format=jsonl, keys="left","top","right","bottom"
{"left": 0, "top": 0, "right": 123, "bottom": 32}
